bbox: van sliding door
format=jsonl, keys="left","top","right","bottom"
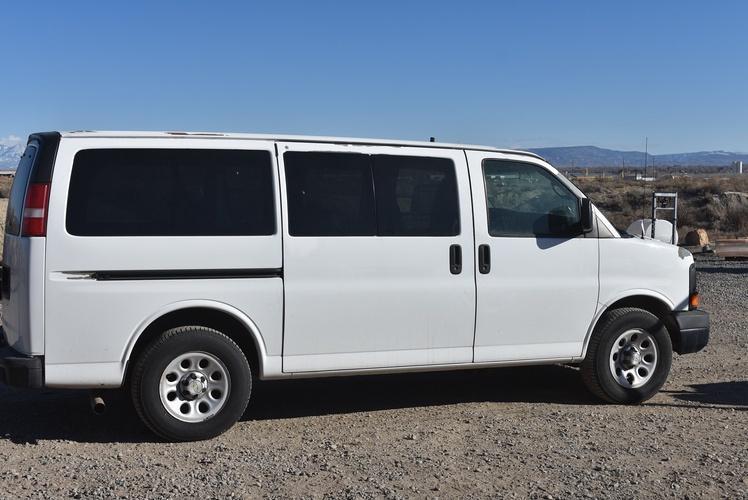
{"left": 278, "top": 142, "right": 476, "bottom": 373}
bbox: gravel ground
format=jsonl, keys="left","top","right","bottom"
{"left": 0, "top": 260, "right": 746, "bottom": 499}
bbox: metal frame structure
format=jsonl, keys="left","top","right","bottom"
{"left": 651, "top": 192, "right": 678, "bottom": 244}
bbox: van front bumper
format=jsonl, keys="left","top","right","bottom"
{"left": 0, "top": 329, "right": 44, "bottom": 388}
{"left": 671, "top": 310, "right": 710, "bottom": 355}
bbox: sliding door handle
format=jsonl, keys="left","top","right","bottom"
{"left": 449, "top": 244, "right": 462, "bottom": 275}
{"left": 478, "top": 244, "right": 491, "bottom": 274}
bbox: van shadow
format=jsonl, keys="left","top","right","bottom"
{"left": 664, "top": 380, "right": 748, "bottom": 408}
{"left": 2, "top": 369, "right": 744, "bottom": 444}
{"left": 0, "top": 365, "right": 593, "bottom": 444}
{"left": 0, "top": 387, "right": 151, "bottom": 445}
{"left": 243, "top": 364, "right": 596, "bottom": 420}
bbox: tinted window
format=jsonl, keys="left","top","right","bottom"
{"left": 372, "top": 155, "right": 459, "bottom": 236}
{"left": 5, "top": 143, "right": 37, "bottom": 236}
{"left": 66, "top": 149, "right": 275, "bottom": 236}
{"left": 285, "top": 152, "right": 375, "bottom": 236}
{"left": 483, "top": 160, "right": 580, "bottom": 237}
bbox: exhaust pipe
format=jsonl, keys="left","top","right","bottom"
{"left": 90, "top": 392, "right": 106, "bottom": 415}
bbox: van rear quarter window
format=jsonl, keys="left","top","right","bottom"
{"left": 5, "top": 144, "right": 38, "bottom": 236}
{"left": 66, "top": 149, "right": 275, "bottom": 236}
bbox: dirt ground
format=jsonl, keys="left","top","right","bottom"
{"left": 0, "top": 261, "right": 746, "bottom": 499}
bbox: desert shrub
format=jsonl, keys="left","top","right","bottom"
{"left": 677, "top": 206, "right": 699, "bottom": 228}
{"left": 0, "top": 177, "right": 13, "bottom": 199}
{"left": 602, "top": 198, "right": 623, "bottom": 212}
{"left": 722, "top": 205, "right": 748, "bottom": 234}
{"left": 580, "top": 182, "right": 604, "bottom": 194}
{"left": 599, "top": 211, "right": 631, "bottom": 231}
{"left": 704, "top": 199, "right": 726, "bottom": 228}
{"left": 622, "top": 190, "right": 648, "bottom": 215}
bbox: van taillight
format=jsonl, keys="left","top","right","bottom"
{"left": 21, "top": 183, "right": 50, "bottom": 237}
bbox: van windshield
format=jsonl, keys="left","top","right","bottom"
{"left": 5, "top": 142, "right": 37, "bottom": 236}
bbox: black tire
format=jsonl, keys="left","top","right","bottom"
{"left": 130, "top": 326, "right": 251, "bottom": 441}
{"left": 581, "top": 307, "right": 672, "bottom": 404}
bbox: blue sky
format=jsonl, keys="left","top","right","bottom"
{"left": 1, "top": 1, "right": 746, "bottom": 153}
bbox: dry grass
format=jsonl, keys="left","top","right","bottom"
{"left": 0, "top": 177, "right": 13, "bottom": 254}
{"left": 573, "top": 175, "right": 748, "bottom": 239}
{"left": 0, "top": 176, "right": 12, "bottom": 199}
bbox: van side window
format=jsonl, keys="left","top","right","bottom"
{"left": 285, "top": 152, "right": 376, "bottom": 236}
{"left": 483, "top": 159, "right": 580, "bottom": 237}
{"left": 66, "top": 149, "right": 276, "bottom": 236}
{"left": 372, "top": 155, "right": 460, "bottom": 236}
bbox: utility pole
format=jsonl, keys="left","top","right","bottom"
{"left": 644, "top": 137, "right": 648, "bottom": 178}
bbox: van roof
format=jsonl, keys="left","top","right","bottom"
{"left": 58, "top": 131, "right": 546, "bottom": 162}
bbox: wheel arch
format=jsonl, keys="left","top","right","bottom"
{"left": 122, "top": 300, "right": 268, "bottom": 385}
{"left": 581, "top": 291, "right": 677, "bottom": 359}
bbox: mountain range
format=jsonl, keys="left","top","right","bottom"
{"left": 1, "top": 138, "right": 746, "bottom": 170}
{"left": 0, "top": 140, "right": 24, "bottom": 169}
{"left": 528, "top": 146, "right": 748, "bottom": 169}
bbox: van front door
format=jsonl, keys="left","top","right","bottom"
{"left": 466, "top": 152, "right": 599, "bottom": 362}
{"left": 278, "top": 142, "right": 475, "bottom": 373}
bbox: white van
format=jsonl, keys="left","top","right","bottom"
{"left": 0, "top": 131, "right": 709, "bottom": 441}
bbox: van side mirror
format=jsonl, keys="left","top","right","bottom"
{"left": 580, "top": 198, "right": 594, "bottom": 234}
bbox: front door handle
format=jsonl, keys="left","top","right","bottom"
{"left": 449, "top": 244, "right": 462, "bottom": 275}
{"left": 478, "top": 244, "right": 491, "bottom": 274}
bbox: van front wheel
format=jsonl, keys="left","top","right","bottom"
{"left": 130, "top": 326, "right": 252, "bottom": 441}
{"left": 581, "top": 308, "right": 672, "bottom": 404}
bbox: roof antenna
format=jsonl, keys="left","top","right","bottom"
{"left": 429, "top": 137, "right": 435, "bottom": 142}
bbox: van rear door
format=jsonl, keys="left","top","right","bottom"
{"left": 1, "top": 133, "right": 59, "bottom": 355}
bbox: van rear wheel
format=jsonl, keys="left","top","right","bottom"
{"left": 130, "top": 326, "right": 251, "bottom": 441}
{"left": 581, "top": 308, "right": 672, "bottom": 404}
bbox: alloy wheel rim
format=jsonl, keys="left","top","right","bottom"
{"left": 159, "top": 351, "right": 230, "bottom": 423}
{"left": 609, "top": 328, "right": 658, "bottom": 389}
